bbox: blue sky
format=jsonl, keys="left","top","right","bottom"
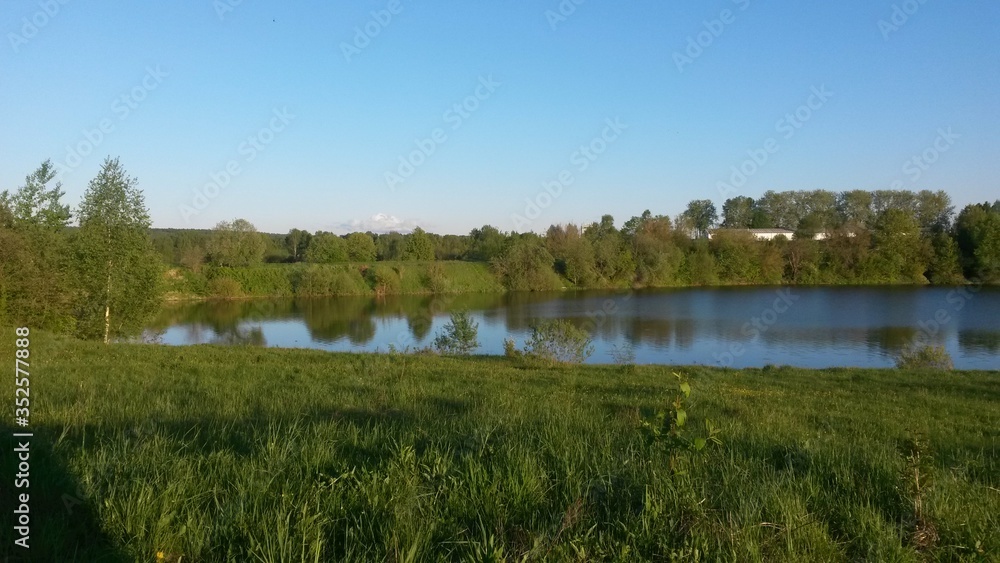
{"left": 2, "top": 0, "right": 998, "bottom": 234}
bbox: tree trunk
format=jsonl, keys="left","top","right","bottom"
{"left": 103, "top": 260, "right": 112, "bottom": 344}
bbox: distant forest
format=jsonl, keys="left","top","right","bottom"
{"left": 2, "top": 158, "right": 999, "bottom": 340}
{"left": 148, "top": 189, "right": 1000, "bottom": 291}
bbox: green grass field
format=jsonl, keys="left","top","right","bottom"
{"left": 2, "top": 335, "right": 998, "bottom": 561}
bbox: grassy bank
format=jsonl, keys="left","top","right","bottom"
{"left": 3, "top": 335, "right": 998, "bottom": 561}
{"left": 164, "top": 261, "right": 508, "bottom": 300}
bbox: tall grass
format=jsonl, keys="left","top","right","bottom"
{"left": 2, "top": 334, "right": 997, "bottom": 561}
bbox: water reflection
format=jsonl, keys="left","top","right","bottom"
{"left": 151, "top": 287, "right": 1000, "bottom": 370}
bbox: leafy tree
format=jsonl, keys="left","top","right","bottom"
{"left": 871, "top": 190, "right": 917, "bottom": 216}
{"left": 683, "top": 200, "right": 717, "bottom": 237}
{"left": 466, "top": 225, "right": 507, "bottom": 261}
{"left": 926, "top": 231, "right": 964, "bottom": 285}
{"left": 0, "top": 159, "right": 71, "bottom": 229}
{"left": 686, "top": 243, "right": 718, "bottom": 286}
{"left": 433, "top": 310, "right": 479, "bottom": 355}
{"left": 784, "top": 238, "right": 820, "bottom": 283}
{"left": 955, "top": 203, "right": 1000, "bottom": 281}
{"left": 916, "top": 190, "right": 954, "bottom": 233}
{"left": 721, "top": 196, "right": 755, "bottom": 228}
{"left": 284, "top": 228, "right": 312, "bottom": 261}
{"left": 0, "top": 161, "right": 76, "bottom": 331}
{"left": 73, "top": 157, "right": 161, "bottom": 342}
{"left": 435, "top": 234, "right": 469, "bottom": 260}
{"left": 869, "top": 208, "right": 926, "bottom": 283}
{"left": 633, "top": 215, "right": 682, "bottom": 286}
{"left": 306, "top": 232, "right": 348, "bottom": 263}
{"left": 208, "top": 219, "right": 266, "bottom": 266}
{"left": 491, "top": 236, "right": 559, "bottom": 291}
{"left": 794, "top": 212, "right": 825, "bottom": 240}
{"left": 757, "top": 191, "right": 797, "bottom": 229}
{"left": 547, "top": 224, "right": 598, "bottom": 286}
{"left": 711, "top": 230, "right": 759, "bottom": 283}
{"left": 345, "top": 232, "right": 377, "bottom": 262}
{"left": 837, "top": 190, "right": 874, "bottom": 228}
{"left": 375, "top": 232, "right": 405, "bottom": 261}
{"left": 403, "top": 227, "right": 435, "bottom": 261}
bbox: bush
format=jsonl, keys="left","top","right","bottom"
{"left": 207, "top": 277, "right": 243, "bottom": 299}
{"left": 433, "top": 311, "right": 479, "bottom": 355}
{"left": 367, "top": 264, "right": 401, "bottom": 295}
{"left": 524, "top": 319, "right": 594, "bottom": 365}
{"left": 896, "top": 345, "right": 954, "bottom": 370}
{"left": 296, "top": 266, "right": 337, "bottom": 296}
{"left": 503, "top": 337, "right": 520, "bottom": 358}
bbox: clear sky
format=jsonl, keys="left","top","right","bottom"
{"left": 2, "top": 0, "right": 998, "bottom": 235}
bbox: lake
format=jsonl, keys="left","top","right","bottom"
{"left": 149, "top": 286, "right": 1000, "bottom": 370}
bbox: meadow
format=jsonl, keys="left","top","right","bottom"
{"left": 2, "top": 334, "right": 998, "bottom": 561}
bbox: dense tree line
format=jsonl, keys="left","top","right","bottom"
{"left": 5, "top": 156, "right": 998, "bottom": 337}
{"left": 149, "top": 188, "right": 997, "bottom": 290}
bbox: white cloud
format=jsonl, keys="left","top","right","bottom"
{"left": 333, "top": 213, "right": 423, "bottom": 234}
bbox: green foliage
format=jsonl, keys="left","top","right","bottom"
{"left": 432, "top": 310, "right": 480, "bottom": 355}
{"left": 683, "top": 200, "right": 718, "bottom": 237}
{"left": 502, "top": 337, "right": 519, "bottom": 358}
{"left": 284, "top": 228, "right": 312, "bottom": 262}
{"left": 523, "top": 319, "right": 594, "bottom": 365}
{"left": 345, "top": 232, "right": 377, "bottom": 262}
{"left": 73, "top": 157, "right": 162, "bottom": 342}
{"left": 207, "top": 277, "right": 244, "bottom": 299}
{"left": 206, "top": 266, "right": 294, "bottom": 297}
{"left": 305, "top": 232, "right": 348, "bottom": 263}
{"left": 367, "top": 264, "right": 402, "bottom": 295}
{"left": 491, "top": 237, "right": 561, "bottom": 291}
{"left": 295, "top": 266, "right": 340, "bottom": 296}
{"left": 403, "top": 227, "right": 435, "bottom": 261}
{"left": 208, "top": 218, "right": 267, "bottom": 267}
{"left": 639, "top": 372, "right": 722, "bottom": 473}
{"left": 896, "top": 345, "right": 954, "bottom": 371}
{"left": 0, "top": 161, "right": 76, "bottom": 331}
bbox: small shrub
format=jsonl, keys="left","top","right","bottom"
{"left": 524, "top": 319, "right": 594, "bottom": 365}
{"left": 207, "top": 277, "right": 243, "bottom": 299}
{"left": 503, "top": 337, "right": 520, "bottom": 358}
{"left": 896, "top": 345, "right": 954, "bottom": 370}
{"left": 424, "top": 262, "right": 449, "bottom": 293}
{"left": 640, "top": 372, "right": 722, "bottom": 473}
{"left": 433, "top": 311, "right": 480, "bottom": 355}
{"left": 367, "top": 264, "right": 401, "bottom": 295}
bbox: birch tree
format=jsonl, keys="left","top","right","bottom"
{"left": 75, "top": 157, "right": 161, "bottom": 343}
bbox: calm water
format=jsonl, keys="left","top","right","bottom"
{"left": 149, "top": 287, "right": 1000, "bottom": 370}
